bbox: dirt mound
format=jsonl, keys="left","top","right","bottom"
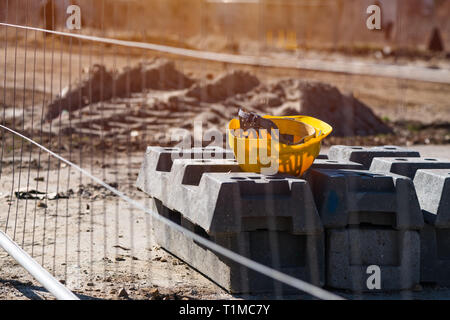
{"left": 229, "top": 78, "right": 393, "bottom": 136}
{"left": 45, "top": 59, "right": 194, "bottom": 121}
{"left": 116, "top": 59, "right": 194, "bottom": 92}
{"left": 43, "top": 65, "right": 392, "bottom": 144}
{"left": 298, "top": 81, "right": 392, "bottom": 136}
{"left": 45, "top": 64, "right": 112, "bottom": 121}
{"left": 186, "top": 70, "right": 260, "bottom": 103}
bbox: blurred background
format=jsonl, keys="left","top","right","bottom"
{"left": 2, "top": 0, "right": 450, "bottom": 53}
{"left": 0, "top": 0, "right": 449, "bottom": 149}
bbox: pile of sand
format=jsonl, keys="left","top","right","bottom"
{"left": 44, "top": 60, "right": 392, "bottom": 139}
{"left": 186, "top": 70, "right": 260, "bottom": 103}
{"left": 45, "top": 59, "right": 193, "bottom": 121}
{"left": 228, "top": 79, "right": 392, "bottom": 136}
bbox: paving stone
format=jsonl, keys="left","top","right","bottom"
{"left": 136, "top": 146, "right": 450, "bottom": 293}
{"left": 413, "top": 169, "right": 450, "bottom": 285}
{"left": 310, "top": 159, "right": 363, "bottom": 170}
{"left": 413, "top": 169, "right": 450, "bottom": 227}
{"left": 328, "top": 145, "right": 420, "bottom": 169}
{"left": 136, "top": 146, "right": 235, "bottom": 174}
{"left": 326, "top": 227, "right": 420, "bottom": 291}
{"left": 136, "top": 146, "right": 241, "bottom": 211}
{"left": 305, "top": 169, "right": 424, "bottom": 230}
{"left": 150, "top": 198, "right": 324, "bottom": 293}
{"left": 316, "top": 154, "right": 329, "bottom": 160}
{"left": 420, "top": 223, "right": 450, "bottom": 285}
{"left": 137, "top": 147, "right": 323, "bottom": 235}
{"left": 370, "top": 157, "right": 450, "bottom": 179}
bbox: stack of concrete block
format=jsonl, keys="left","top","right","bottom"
{"left": 136, "top": 144, "right": 450, "bottom": 294}
{"left": 413, "top": 169, "right": 450, "bottom": 285}
{"left": 321, "top": 145, "right": 450, "bottom": 290}
{"left": 368, "top": 155, "right": 450, "bottom": 285}
{"left": 311, "top": 159, "right": 363, "bottom": 170}
{"left": 136, "top": 146, "right": 324, "bottom": 293}
{"left": 305, "top": 167, "right": 424, "bottom": 291}
{"left": 370, "top": 157, "right": 450, "bottom": 179}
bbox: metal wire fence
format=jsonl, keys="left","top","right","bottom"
{"left": 0, "top": 0, "right": 448, "bottom": 300}
{"left": 0, "top": 0, "right": 344, "bottom": 300}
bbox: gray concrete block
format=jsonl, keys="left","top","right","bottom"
{"left": 420, "top": 223, "right": 450, "bottom": 285}
{"left": 305, "top": 169, "right": 424, "bottom": 230}
{"left": 326, "top": 227, "right": 420, "bottom": 291}
{"left": 311, "top": 159, "right": 364, "bottom": 170}
{"left": 316, "top": 154, "right": 329, "bottom": 160}
{"left": 136, "top": 145, "right": 234, "bottom": 173}
{"left": 150, "top": 198, "right": 325, "bottom": 294}
{"left": 136, "top": 145, "right": 241, "bottom": 209}
{"left": 370, "top": 157, "right": 450, "bottom": 179}
{"left": 413, "top": 169, "right": 450, "bottom": 285}
{"left": 137, "top": 147, "right": 323, "bottom": 235}
{"left": 329, "top": 145, "right": 420, "bottom": 169}
{"left": 414, "top": 169, "right": 450, "bottom": 228}
{"left": 189, "top": 172, "right": 322, "bottom": 235}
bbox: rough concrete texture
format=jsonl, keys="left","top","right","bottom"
{"left": 136, "top": 146, "right": 237, "bottom": 199}
{"left": 45, "top": 59, "right": 194, "bottom": 121}
{"left": 328, "top": 145, "right": 421, "bottom": 169}
{"left": 150, "top": 198, "right": 324, "bottom": 294}
{"left": 305, "top": 169, "right": 424, "bottom": 230}
{"left": 136, "top": 146, "right": 323, "bottom": 235}
{"left": 316, "top": 154, "right": 329, "bottom": 160}
{"left": 420, "top": 223, "right": 450, "bottom": 286}
{"left": 136, "top": 146, "right": 237, "bottom": 206}
{"left": 414, "top": 169, "right": 450, "bottom": 227}
{"left": 135, "top": 145, "right": 450, "bottom": 294}
{"left": 370, "top": 157, "right": 450, "bottom": 179}
{"left": 311, "top": 159, "right": 364, "bottom": 170}
{"left": 413, "top": 169, "right": 450, "bottom": 286}
{"left": 326, "top": 228, "right": 420, "bottom": 292}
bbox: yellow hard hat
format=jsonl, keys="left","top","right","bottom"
{"left": 228, "top": 115, "right": 333, "bottom": 176}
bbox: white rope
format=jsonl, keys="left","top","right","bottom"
{"left": 0, "top": 124, "right": 344, "bottom": 300}
{"left": 0, "top": 230, "right": 79, "bottom": 300}
{"left": 1, "top": 22, "right": 449, "bottom": 84}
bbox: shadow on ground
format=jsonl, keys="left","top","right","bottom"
{"left": 0, "top": 279, "right": 100, "bottom": 300}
